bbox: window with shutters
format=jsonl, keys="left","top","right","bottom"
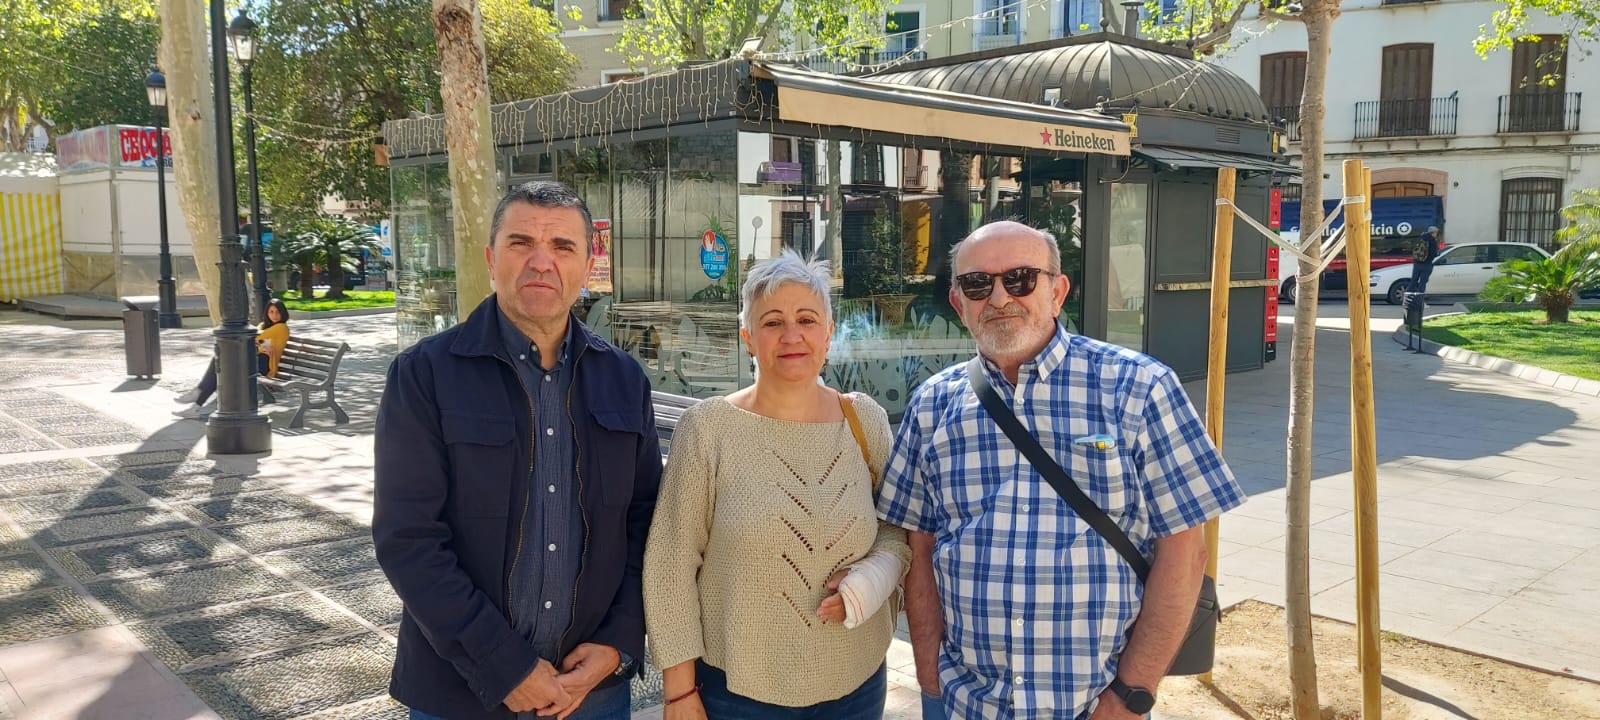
{"left": 1499, "top": 178, "right": 1564, "bottom": 251}
{"left": 1505, "top": 35, "right": 1569, "bottom": 132}
{"left": 854, "top": 143, "right": 885, "bottom": 185}
{"left": 1261, "top": 52, "right": 1306, "bottom": 140}
{"left": 1379, "top": 44, "right": 1434, "bottom": 136}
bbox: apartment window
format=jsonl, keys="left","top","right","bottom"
{"left": 1379, "top": 43, "right": 1434, "bottom": 135}
{"left": 1499, "top": 178, "right": 1564, "bottom": 250}
{"left": 771, "top": 136, "right": 793, "bottom": 163}
{"left": 854, "top": 143, "right": 885, "bottom": 185}
{"left": 886, "top": 11, "right": 921, "bottom": 53}
{"left": 600, "top": 0, "right": 635, "bottom": 19}
{"left": 980, "top": 0, "right": 1018, "bottom": 36}
{"left": 1504, "top": 35, "right": 1569, "bottom": 132}
{"left": 1063, "top": 0, "right": 1098, "bottom": 33}
{"left": 1261, "top": 52, "right": 1306, "bottom": 137}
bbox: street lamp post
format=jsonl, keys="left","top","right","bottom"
{"left": 144, "top": 68, "right": 181, "bottom": 329}
{"left": 228, "top": 10, "right": 269, "bottom": 322}
{"left": 207, "top": 0, "right": 270, "bottom": 454}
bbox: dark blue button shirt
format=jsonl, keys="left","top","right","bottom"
{"left": 497, "top": 309, "right": 582, "bottom": 673}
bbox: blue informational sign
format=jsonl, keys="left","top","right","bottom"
{"left": 700, "top": 230, "right": 729, "bottom": 280}
{"left": 1280, "top": 196, "right": 1443, "bottom": 237}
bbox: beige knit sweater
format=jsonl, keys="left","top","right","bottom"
{"left": 643, "top": 393, "right": 910, "bottom": 707}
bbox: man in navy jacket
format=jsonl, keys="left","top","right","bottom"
{"left": 374, "top": 181, "right": 661, "bottom": 720}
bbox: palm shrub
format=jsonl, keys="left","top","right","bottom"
{"left": 269, "top": 216, "right": 384, "bottom": 300}
{"left": 1493, "top": 251, "right": 1600, "bottom": 322}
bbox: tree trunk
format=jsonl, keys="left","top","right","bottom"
{"left": 325, "top": 248, "right": 346, "bottom": 299}
{"left": 827, "top": 139, "right": 844, "bottom": 279}
{"left": 298, "top": 262, "right": 316, "bottom": 299}
{"left": 433, "top": 0, "right": 496, "bottom": 314}
{"left": 160, "top": 0, "right": 225, "bottom": 325}
{"left": 1287, "top": 2, "right": 1335, "bottom": 718}
{"left": 1546, "top": 292, "right": 1573, "bottom": 323}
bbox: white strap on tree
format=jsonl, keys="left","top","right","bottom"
{"left": 1214, "top": 195, "right": 1365, "bottom": 283}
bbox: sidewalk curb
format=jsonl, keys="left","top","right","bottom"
{"left": 288, "top": 306, "right": 397, "bottom": 320}
{"left": 1389, "top": 318, "right": 1600, "bottom": 398}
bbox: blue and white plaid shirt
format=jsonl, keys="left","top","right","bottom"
{"left": 878, "top": 326, "right": 1244, "bottom": 720}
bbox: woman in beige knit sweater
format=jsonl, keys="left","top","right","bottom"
{"left": 644, "top": 251, "right": 910, "bottom": 720}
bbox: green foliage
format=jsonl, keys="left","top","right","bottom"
{"left": 0, "top": 0, "right": 159, "bottom": 149}
{"left": 615, "top": 0, "right": 899, "bottom": 67}
{"left": 249, "top": 0, "right": 575, "bottom": 222}
{"left": 278, "top": 289, "right": 395, "bottom": 311}
{"left": 1486, "top": 253, "right": 1600, "bottom": 323}
{"left": 1475, "top": 0, "right": 1598, "bottom": 61}
{"left": 858, "top": 208, "right": 912, "bottom": 296}
{"left": 271, "top": 215, "right": 384, "bottom": 299}
{"left": 1423, "top": 310, "right": 1600, "bottom": 381}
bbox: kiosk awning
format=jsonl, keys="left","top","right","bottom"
{"left": 754, "top": 63, "right": 1131, "bottom": 157}
{"left": 1133, "top": 145, "right": 1300, "bottom": 175}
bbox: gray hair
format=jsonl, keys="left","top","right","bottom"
{"left": 489, "top": 180, "right": 595, "bottom": 253}
{"left": 738, "top": 249, "right": 834, "bottom": 329}
{"left": 948, "top": 220, "right": 1062, "bottom": 274}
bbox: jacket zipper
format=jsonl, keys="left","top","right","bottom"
{"left": 497, "top": 354, "right": 536, "bottom": 624}
{"left": 556, "top": 341, "right": 591, "bottom": 658}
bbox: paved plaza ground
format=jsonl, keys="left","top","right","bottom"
{"left": 0, "top": 301, "right": 1595, "bottom": 719}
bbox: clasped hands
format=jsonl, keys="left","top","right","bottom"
{"left": 503, "top": 643, "right": 620, "bottom": 718}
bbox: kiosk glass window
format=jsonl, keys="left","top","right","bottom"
{"left": 392, "top": 161, "right": 458, "bottom": 349}
{"left": 1107, "top": 182, "right": 1149, "bottom": 350}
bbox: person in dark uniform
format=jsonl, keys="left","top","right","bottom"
{"left": 1410, "top": 226, "right": 1442, "bottom": 293}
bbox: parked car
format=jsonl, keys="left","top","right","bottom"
{"left": 1278, "top": 235, "right": 1427, "bottom": 303}
{"left": 1370, "top": 242, "right": 1551, "bottom": 305}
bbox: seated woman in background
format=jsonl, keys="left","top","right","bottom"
{"left": 644, "top": 250, "right": 908, "bottom": 720}
{"left": 173, "top": 298, "right": 290, "bottom": 418}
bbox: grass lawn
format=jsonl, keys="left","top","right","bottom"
{"left": 278, "top": 290, "right": 395, "bottom": 313}
{"left": 1422, "top": 309, "right": 1600, "bottom": 381}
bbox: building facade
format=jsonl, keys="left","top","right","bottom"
{"left": 1211, "top": 0, "right": 1596, "bottom": 251}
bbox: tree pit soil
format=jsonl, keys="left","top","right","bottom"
{"left": 1156, "top": 601, "right": 1600, "bottom": 719}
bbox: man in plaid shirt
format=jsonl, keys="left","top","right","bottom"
{"left": 879, "top": 221, "right": 1244, "bottom": 720}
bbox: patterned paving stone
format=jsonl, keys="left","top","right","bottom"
{"left": 0, "top": 402, "right": 82, "bottom": 419}
{"left": 0, "top": 435, "right": 54, "bottom": 453}
{"left": 89, "top": 449, "right": 195, "bottom": 468}
{"left": 318, "top": 577, "right": 401, "bottom": 628}
{"left": 0, "top": 487, "right": 148, "bottom": 522}
{"left": 134, "top": 475, "right": 271, "bottom": 501}
{"left": 0, "top": 586, "right": 106, "bottom": 644}
{"left": 0, "top": 458, "right": 95, "bottom": 480}
{"left": 293, "top": 696, "right": 407, "bottom": 720}
{"left": 0, "top": 552, "right": 59, "bottom": 595}
{"left": 0, "top": 471, "right": 122, "bottom": 499}
{"left": 22, "top": 507, "right": 193, "bottom": 548}
{"left": 174, "top": 493, "right": 326, "bottom": 527}
{"left": 47, "top": 529, "right": 244, "bottom": 582}
{"left": 131, "top": 592, "right": 369, "bottom": 672}
{"left": 54, "top": 431, "right": 147, "bottom": 448}
{"left": 0, "top": 522, "right": 26, "bottom": 556}
{"left": 27, "top": 414, "right": 124, "bottom": 432}
{"left": 213, "top": 514, "right": 368, "bottom": 553}
{"left": 85, "top": 560, "right": 299, "bottom": 621}
{"left": 120, "top": 461, "right": 232, "bottom": 483}
{"left": 181, "top": 633, "right": 395, "bottom": 720}
{"left": 258, "top": 539, "right": 380, "bottom": 588}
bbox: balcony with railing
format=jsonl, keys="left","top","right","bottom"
{"left": 974, "top": 12, "right": 1021, "bottom": 51}
{"left": 1353, "top": 97, "right": 1458, "bottom": 139}
{"left": 1270, "top": 104, "right": 1301, "bottom": 142}
{"left": 803, "top": 30, "right": 926, "bottom": 74}
{"left": 1497, "top": 93, "right": 1582, "bottom": 133}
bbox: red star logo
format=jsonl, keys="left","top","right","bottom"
{"left": 1040, "top": 129, "right": 1053, "bottom": 145}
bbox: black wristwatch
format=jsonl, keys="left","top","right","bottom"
{"left": 1109, "top": 677, "right": 1156, "bottom": 715}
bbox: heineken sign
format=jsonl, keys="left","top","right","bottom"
{"left": 1040, "top": 128, "right": 1121, "bottom": 153}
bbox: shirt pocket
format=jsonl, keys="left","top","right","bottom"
{"left": 441, "top": 411, "right": 517, "bottom": 518}
{"left": 1060, "top": 442, "right": 1133, "bottom": 524}
{"left": 589, "top": 407, "right": 644, "bottom": 507}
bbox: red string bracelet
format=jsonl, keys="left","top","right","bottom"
{"left": 665, "top": 685, "right": 702, "bottom": 705}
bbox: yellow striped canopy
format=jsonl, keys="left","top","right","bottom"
{"left": 0, "top": 191, "right": 63, "bottom": 302}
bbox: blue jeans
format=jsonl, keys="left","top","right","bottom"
{"left": 408, "top": 679, "right": 630, "bottom": 720}
{"left": 921, "top": 691, "right": 947, "bottom": 720}
{"left": 696, "top": 660, "right": 885, "bottom": 720}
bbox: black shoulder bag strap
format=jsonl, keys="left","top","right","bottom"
{"left": 966, "top": 357, "right": 1151, "bottom": 581}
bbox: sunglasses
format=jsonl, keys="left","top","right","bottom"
{"left": 954, "top": 267, "right": 1057, "bottom": 301}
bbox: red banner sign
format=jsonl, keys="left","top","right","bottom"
{"left": 118, "top": 127, "right": 172, "bottom": 168}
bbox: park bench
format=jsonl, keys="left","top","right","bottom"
{"left": 651, "top": 390, "right": 698, "bottom": 457}
{"left": 259, "top": 337, "right": 351, "bottom": 429}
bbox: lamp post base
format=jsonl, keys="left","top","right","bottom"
{"left": 206, "top": 413, "right": 272, "bottom": 454}
{"left": 158, "top": 313, "right": 184, "bottom": 330}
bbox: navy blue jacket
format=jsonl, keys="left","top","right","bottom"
{"left": 373, "top": 295, "right": 661, "bottom": 719}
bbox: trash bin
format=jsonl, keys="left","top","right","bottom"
{"left": 121, "top": 296, "right": 162, "bottom": 379}
{"left": 1402, "top": 291, "right": 1426, "bottom": 352}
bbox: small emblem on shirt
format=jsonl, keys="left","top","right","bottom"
{"left": 1073, "top": 434, "right": 1117, "bottom": 450}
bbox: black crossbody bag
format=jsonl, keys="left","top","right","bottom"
{"left": 967, "top": 358, "right": 1219, "bottom": 676}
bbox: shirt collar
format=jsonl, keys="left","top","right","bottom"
{"left": 979, "top": 322, "right": 1071, "bottom": 385}
{"left": 496, "top": 306, "right": 572, "bottom": 369}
